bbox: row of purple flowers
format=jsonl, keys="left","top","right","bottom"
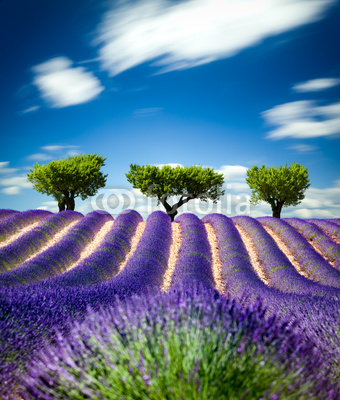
{"left": 307, "top": 219, "right": 340, "bottom": 241}
{"left": 0, "top": 210, "right": 82, "bottom": 273}
{"left": 52, "top": 209, "right": 142, "bottom": 286}
{"left": 258, "top": 217, "right": 340, "bottom": 288}
{"left": 170, "top": 213, "right": 215, "bottom": 289}
{"left": 0, "top": 209, "right": 19, "bottom": 222}
{"left": 232, "top": 216, "right": 340, "bottom": 298}
{"left": 0, "top": 211, "right": 111, "bottom": 286}
{"left": 0, "top": 209, "right": 51, "bottom": 243}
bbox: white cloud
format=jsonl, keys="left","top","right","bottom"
{"left": 292, "top": 78, "right": 340, "bottom": 92}
{"left": 36, "top": 201, "right": 59, "bottom": 213}
{"left": 41, "top": 145, "right": 80, "bottom": 152}
{"left": 22, "top": 105, "right": 40, "bottom": 114}
{"left": 26, "top": 153, "right": 54, "bottom": 161}
{"left": 218, "top": 165, "right": 248, "bottom": 181}
{"left": 263, "top": 100, "right": 340, "bottom": 139}
{"left": 32, "top": 57, "right": 104, "bottom": 108}
{"left": 133, "top": 107, "right": 163, "bottom": 117}
{"left": 95, "top": 0, "right": 334, "bottom": 76}
{"left": 0, "top": 176, "right": 32, "bottom": 189}
{"left": 0, "top": 161, "right": 19, "bottom": 174}
{"left": 288, "top": 144, "right": 317, "bottom": 152}
{"left": 2, "top": 186, "right": 21, "bottom": 195}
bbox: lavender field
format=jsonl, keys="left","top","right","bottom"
{"left": 1, "top": 208, "right": 340, "bottom": 399}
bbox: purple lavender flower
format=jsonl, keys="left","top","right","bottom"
{"left": 0, "top": 211, "right": 111, "bottom": 286}
{"left": 232, "top": 216, "right": 340, "bottom": 298}
{"left": 259, "top": 217, "right": 340, "bottom": 287}
{"left": 52, "top": 209, "right": 142, "bottom": 286}
{"left": 0, "top": 209, "right": 51, "bottom": 243}
{"left": 170, "top": 213, "right": 215, "bottom": 290}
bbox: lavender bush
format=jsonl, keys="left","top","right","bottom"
{"left": 104, "top": 210, "right": 172, "bottom": 298}
{"left": 0, "top": 209, "right": 18, "bottom": 221}
{"left": 0, "top": 209, "right": 51, "bottom": 242}
{"left": 0, "top": 211, "right": 111, "bottom": 286}
{"left": 170, "top": 213, "right": 215, "bottom": 289}
{"left": 0, "top": 210, "right": 83, "bottom": 273}
{"left": 232, "top": 216, "right": 340, "bottom": 297}
{"left": 259, "top": 217, "right": 340, "bottom": 287}
{"left": 307, "top": 219, "right": 340, "bottom": 241}
{"left": 53, "top": 209, "right": 142, "bottom": 286}
{"left": 17, "top": 284, "right": 339, "bottom": 400}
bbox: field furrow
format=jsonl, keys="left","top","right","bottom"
{"left": 0, "top": 221, "right": 42, "bottom": 249}
{"left": 204, "top": 222, "right": 224, "bottom": 293}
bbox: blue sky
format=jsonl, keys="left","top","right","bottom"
{"left": 1, "top": 0, "right": 340, "bottom": 219}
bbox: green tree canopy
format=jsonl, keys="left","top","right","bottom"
{"left": 126, "top": 164, "right": 225, "bottom": 221}
{"left": 27, "top": 153, "right": 108, "bottom": 211}
{"left": 245, "top": 162, "right": 310, "bottom": 218}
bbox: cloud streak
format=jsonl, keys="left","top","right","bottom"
{"left": 96, "top": 0, "right": 335, "bottom": 76}
{"left": 32, "top": 57, "right": 104, "bottom": 108}
{"left": 263, "top": 100, "right": 340, "bottom": 139}
{"left": 292, "top": 77, "right": 340, "bottom": 92}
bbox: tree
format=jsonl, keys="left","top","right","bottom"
{"left": 27, "top": 154, "right": 108, "bottom": 211}
{"left": 245, "top": 162, "right": 310, "bottom": 218}
{"left": 126, "top": 164, "right": 225, "bottom": 221}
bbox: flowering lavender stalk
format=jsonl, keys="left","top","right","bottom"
{"left": 232, "top": 216, "right": 340, "bottom": 297}
{"left": 202, "top": 214, "right": 278, "bottom": 300}
{"left": 17, "top": 284, "right": 339, "bottom": 400}
{"left": 105, "top": 210, "right": 172, "bottom": 298}
{"left": 170, "top": 213, "right": 215, "bottom": 290}
{"left": 0, "top": 209, "right": 18, "bottom": 222}
{"left": 0, "top": 211, "right": 112, "bottom": 286}
{"left": 53, "top": 209, "right": 143, "bottom": 286}
{"left": 284, "top": 218, "right": 340, "bottom": 272}
{"left": 307, "top": 219, "right": 340, "bottom": 241}
{"left": 259, "top": 217, "right": 340, "bottom": 287}
{"left": 0, "top": 211, "right": 83, "bottom": 273}
{"left": 0, "top": 209, "right": 51, "bottom": 243}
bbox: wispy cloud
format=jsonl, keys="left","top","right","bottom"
{"left": 32, "top": 56, "right": 104, "bottom": 108}
{"left": 41, "top": 145, "right": 80, "bottom": 152}
{"left": 0, "top": 161, "right": 19, "bottom": 174}
{"left": 218, "top": 165, "right": 248, "bottom": 181}
{"left": 1, "top": 186, "right": 21, "bottom": 195}
{"left": 26, "top": 153, "right": 54, "bottom": 161}
{"left": 263, "top": 100, "right": 340, "bottom": 140}
{"left": 133, "top": 107, "right": 164, "bottom": 117}
{"left": 288, "top": 144, "right": 318, "bottom": 152}
{"left": 292, "top": 78, "right": 340, "bottom": 92}
{"left": 21, "top": 105, "right": 40, "bottom": 114}
{"left": 95, "top": 0, "right": 334, "bottom": 76}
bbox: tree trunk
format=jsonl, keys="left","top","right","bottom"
{"left": 271, "top": 201, "right": 283, "bottom": 218}
{"left": 58, "top": 199, "right": 66, "bottom": 212}
{"left": 64, "top": 191, "right": 76, "bottom": 211}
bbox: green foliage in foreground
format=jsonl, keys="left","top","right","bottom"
{"left": 27, "top": 153, "right": 107, "bottom": 211}
{"left": 246, "top": 162, "right": 310, "bottom": 218}
{"left": 126, "top": 164, "right": 225, "bottom": 221}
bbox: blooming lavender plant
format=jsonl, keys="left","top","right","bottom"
{"left": 53, "top": 209, "right": 143, "bottom": 286}
{"left": 0, "top": 211, "right": 112, "bottom": 286}
{"left": 0, "top": 209, "right": 18, "bottom": 222}
{"left": 104, "top": 210, "right": 172, "bottom": 298}
{"left": 259, "top": 217, "right": 340, "bottom": 287}
{"left": 202, "top": 213, "right": 279, "bottom": 300}
{"left": 17, "top": 284, "right": 339, "bottom": 400}
{"left": 170, "top": 213, "right": 215, "bottom": 290}
{"left": 0, "top": 209, "right": 52, "bottom": 242}
{"left": 232, "top": 216, "right": 340, "bottom": 297}
{"left": 307, "top": 219, "right": 340, "bottom": 241}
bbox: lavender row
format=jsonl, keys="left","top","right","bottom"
{"left": 259, "top": 217, "right": 340, "bottom": 287}
{"left": 52, "top": 209, "right": 143, "bottom": 286}
{"left": 103, "top": 210, "right": 172, "bottom": 298}
{"left": 0, "top": 211, "right": 83, "bottom": 273}
{"left": 0, "top": 209, "right": 18, "bottom": 222}
{"left": 306, "top": 219, "right": 340, "bottom": 241}
{"left": 0, "top": 211, "right": 112, "bottom": 286}
{"left": 284, "top": 218, "right": 340, "bottom": 271}
{"left": 232, "top": 216, "right": 340, "bottom": 297}
{"left": 0, "top": 209, "right": 52, "bottom": 243}
{"left": 202, "top": 214, "right": 278, "bottom": 300}
{"left": 170, "top": 213, "right": 215, "bottom": 290}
